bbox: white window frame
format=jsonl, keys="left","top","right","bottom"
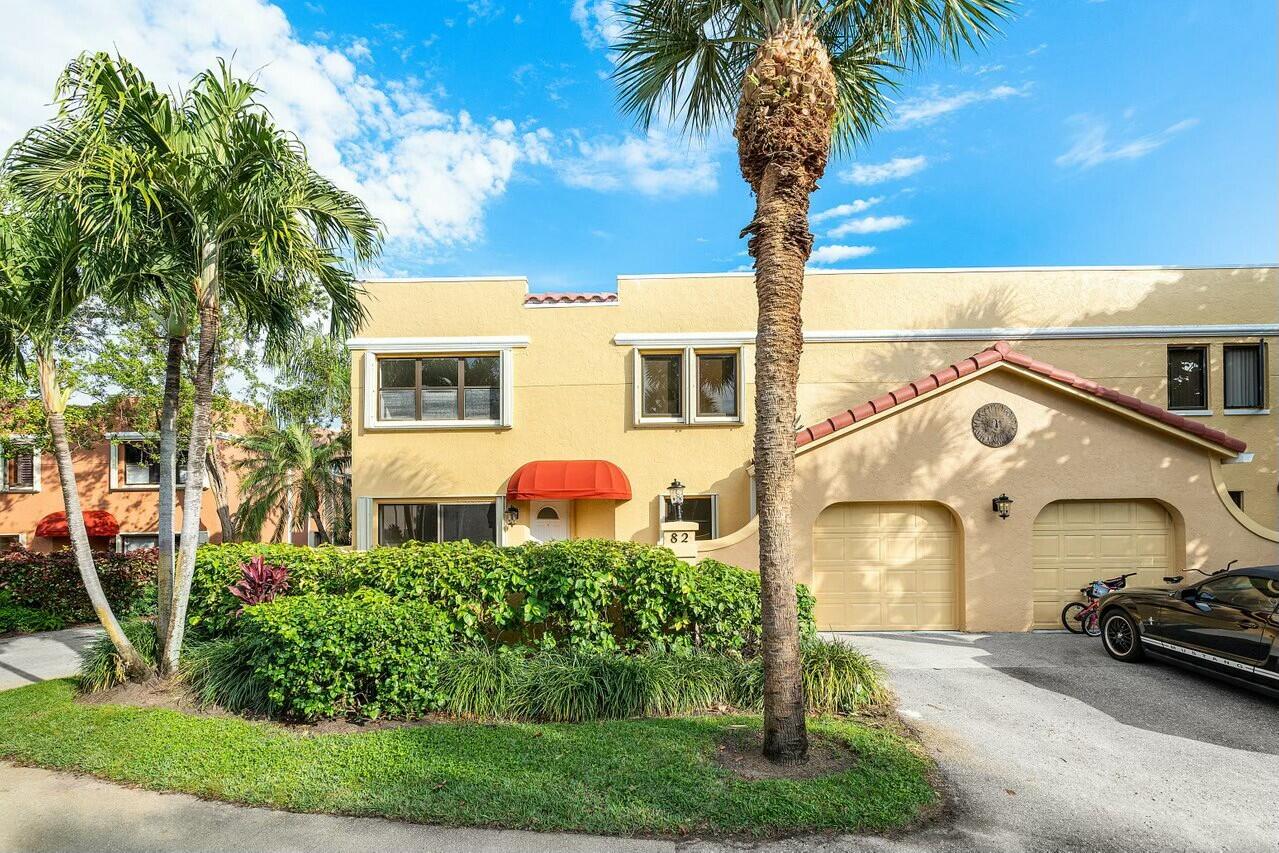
{"left": 660, "top": 493, "right": 719, "bottom": 539}
{"left": 0, "top": 533, "right": 27, "bottom": 548}
{"left": 357, "top": 337, "right": 525, "bottom": 431}
{"left": 0, "top": 437, "right": 41, "bottom": 493}
{"left": 369, "top": 497, "right": 505, "bottom": 548}
{"left": 114, "top": 530, "right": 210, "bottom": 554}
{"left": 107, "top": 433, "right": 210, "bottom": 492}
{"left": 633, "top": 346, "right": 745, "bottom": 427}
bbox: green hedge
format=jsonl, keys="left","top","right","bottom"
{"left": 189, "top": 540, "right": 815, "bottom": 654}
{"left": 0, "top": 547, "right": 155, "bottom": 628}
{"left": 236, "top": 590, "right": 453, "bottom": 721}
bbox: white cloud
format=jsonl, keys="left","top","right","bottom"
{"left": 842, "top": 156, "right": 928, "bottom": 185}
{"left": 571, "top": 0, "right": 623, "bottom": 51}
{"left": 894, "top": 83, "right": 1031, "bottom": 128}
{"left": 1055, "top": 115, "right": 1198, "bottom": 169}
{"left": 0, "top": 0, "right": 544, "bottom": 252}
{"left": 808, "top": 245, "right": 875, "bottom": 265}
{"left": 811, "top": 197, "right": 882, "bottom": 223}
{"left": 826, "top": 215, "right": 910, "bottom": 237}
{"left": 557, "top": 128, "right": 717, "bottom": 196}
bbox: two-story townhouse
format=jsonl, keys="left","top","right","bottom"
{"left": 349, "top": 265, "right": 1279, "bottom": 632}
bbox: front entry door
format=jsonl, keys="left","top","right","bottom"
{"left": 531, "top": 501, "right": 569, "bottom": 542}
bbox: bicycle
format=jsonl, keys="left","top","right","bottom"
{"left": 1061, "top": 573, "right": 1136, "bottom": 636}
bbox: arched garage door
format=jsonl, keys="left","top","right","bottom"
{"left": 1032, "top": 499, "right": 1174, "bottom": 628}
{"left": 811, "top": 502, "right": 958, "bottom": 631}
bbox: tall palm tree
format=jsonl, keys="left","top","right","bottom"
{"left": 611, "top": 0, "right": 1011, "bottom": 762}
{"left": 0, "top": 191, "right": 152, "bottom": 677}
{"left": 234, "top": 423, "right": 350, "bottom": 545}
{"left": 5, "top": 53, "right": 382, "bottom": 675}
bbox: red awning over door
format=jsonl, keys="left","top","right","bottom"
{"left": 35, "top": 511, "right": 121, "bottom": 538}
{"left": 506, "top": 460, "right": 632, "bottom": 501}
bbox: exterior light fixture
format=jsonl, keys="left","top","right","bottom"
{"left": 991, "top": 493, "right": 1014, "bottom": 520}
{"left": 503, "top": 504, "right": 519, "bottom": 526}
{"left": 667, "top": 479, "right": 686, "bottom": 521}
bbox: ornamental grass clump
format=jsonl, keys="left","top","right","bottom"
{"left": 180, "top": 634, "right": 270, "bottom": 714}
{"left": 78, "top": 617, "right": 157, "bottom": 693}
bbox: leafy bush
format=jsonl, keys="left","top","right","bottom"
{"left": 78, "top": 618, "right": 157, "bottom": 693}
{"left": 0, "top": 590, "right": 67, "bottom": 634}
{"left": 236, "top": 590, "right": 453, "bottom": 720}
{"left": 190, "top": 541, "right": 816, "bottom": 655}
{"left": 0, "top": 547, "right": 155, "bottom": 625}
{"left": 227, "top": 556, "right": 290, "bottom": 613}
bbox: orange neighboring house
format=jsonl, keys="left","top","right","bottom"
{"left": 0, "top": 414, "right": 313, "bottom": 551}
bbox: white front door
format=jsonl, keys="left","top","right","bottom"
{"left": 531, "top": 501, "right": 569, "bottom": 542}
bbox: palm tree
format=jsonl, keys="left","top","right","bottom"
{"left": 5, "top": 53, "right": 382, "bottom": 675}
{"left": 611, "top": 0, "right": 1011, "bottom": 762}
{"left": 234, "top": 423, "right": 350, "bottom": 545}
{"left": 0, "top": 191, "right": 152, "bottom": 677}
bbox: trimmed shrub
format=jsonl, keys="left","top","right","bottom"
{"left": 0, "top": 590, "right": 67, "bottom": 634}
{"left": 0, "top": 547, "right": 154, "bottom": 625}
{"left": 188, "top": 543, "right": 346, "bottom": 637}
{"left": 237, "top": 590, "right": 453, "bottom": 721}
{"left": 78, "top": 618, "right": 158, "bottom": 693}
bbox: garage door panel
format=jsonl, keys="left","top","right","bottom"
{"left": 1032, "top": 500, "right": 1173, "bottom": 629}
{"left": 812, "top": 502, "right": 958, "bottom": 631}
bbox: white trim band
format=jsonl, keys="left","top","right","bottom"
{"left": 347, "top": 335, "right": 530, "bottom": 353}
{"left": 615, "top": 324, "right": 1279, "bottom": 348}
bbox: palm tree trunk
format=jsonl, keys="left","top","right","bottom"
{"left": 37, "top": 353, "right": 150, "bottom": 679}
{"left": 749, "top": 162, "right": 811, "bottom": 764}
{"left": 162, "top": 243, "right": 219, "bottom": 676}
{"left": 205, "top": 440, "right": 238, "bottom": 543}
{"left": 282, "top": 480, "right": 294, "bottom": 545}
{"left": 735, "top": 21, "right": 837, "bottom": 764}
{"left": 312, "top": 509, "right": 329, "bottom": 545}
{"left": 155, "top": 334, "right": 183, "bottom": 659}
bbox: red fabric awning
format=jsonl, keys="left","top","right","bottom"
{"left": 506, "top": 460, "right": 632, "bottom": 501}
{"left": 35, "top": 511, "right": 121, "bottom": 538}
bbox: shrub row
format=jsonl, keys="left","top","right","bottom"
{"left": 0, "top": 546, "right": 155, "bottom": 628}
{"left": 189, "top": 541, "right": 815, "bottom": 654}
{"left": 174, "top": 590, "right": 883, "bottom": 723}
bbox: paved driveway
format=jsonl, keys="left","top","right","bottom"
{"left": 0, "top": 627, "right": 100, "bottom": 691}
{"left": 831, "top": 631, "right": 1279, "bottom": 853}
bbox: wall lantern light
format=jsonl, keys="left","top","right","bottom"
{"left": 667, "top": 479, "right": 686, "bottom": 521}
{"left": 991, "top": 493, "right": 1014, "bottom": 520}
{"left": 503, "top": 504, "right": 519, "bottom": 526}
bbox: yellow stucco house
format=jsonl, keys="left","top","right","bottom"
{"left": 349, "top": 265, "right": 1279, "bottom": 632}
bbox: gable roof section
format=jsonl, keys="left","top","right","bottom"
{"left": 795, "top": 341, "right": 1246, "bottom": 454}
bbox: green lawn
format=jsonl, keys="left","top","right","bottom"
{"left": 0, "top": 680, "right": 935, "bottom": 837}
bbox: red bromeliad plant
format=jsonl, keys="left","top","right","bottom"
{"left": 227, "top": 556, "right": 290, "bottom": 614}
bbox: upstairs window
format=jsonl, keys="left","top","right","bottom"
{"left": 378, "top": 356, "right": 501, "bottom": 422}
{"left": 1223, "top": 344, "right": 1265, "bottom": 411}
{"left": 1, "top": 446, "right": 38, "bottom": 492}
{"left": 1167, "top": 346, "right": 1207, "bottom": 411}
{"left": 636, "top": 347, "right": 742, "bottom": 425}
{"left": 122, "top": 441, "right": 187, "bottom": 487}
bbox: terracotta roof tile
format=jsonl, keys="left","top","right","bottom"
{"left": 524, "top": 292, "right": 618, "bottom": 306}
{"left": 794, "top": 341, "right": 1247, "bottom": 454}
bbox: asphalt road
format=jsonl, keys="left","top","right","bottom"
{"left": 0, "top": 627, "right": 100, "bottom": 691}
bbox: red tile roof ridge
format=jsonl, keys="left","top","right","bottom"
{"left": 524, "top": 292, "right": 618, "bottom": 305}
{"left": 795, "top": 341, "right": 1246, "bottom": 454}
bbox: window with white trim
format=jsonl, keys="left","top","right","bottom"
{"left": 377, "top": 501, "right": 497, "bottom": 546}
{"left": 364, "top": 349, "right": 513, "bottom": 429}
{"left": 0, "top": 444, "right": 40, "bottom": 493}
{"left": 1167, "top": 346, "right": 1208, "bottom": 411}
{"left": 0, "top": 534, "right": 24, "bottom": 549}
{"left": 635, "top": 347, "right": 743, "bottom": 426}
{"left": 118, "top": 440, "right": 187, "bottom": 488}
{"left": 661, "top": 494, "right": 718, "bottom": 540}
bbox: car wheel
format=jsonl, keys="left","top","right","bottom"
{"left": 1061, "top": 602, "right": 1087, "bottom": 634}
{"left": 1101, "top": 610, "right": 1144, "bottom": 662}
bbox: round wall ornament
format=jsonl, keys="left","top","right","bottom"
{"left": 971, "top": 402, "right": 1018, "bottom": 448}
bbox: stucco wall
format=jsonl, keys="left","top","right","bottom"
{"left": 702, "top": 367, "right": 1278, "bottom": 631}
{"left": 351, "top": 266, "right": 1277, "bottom": 543}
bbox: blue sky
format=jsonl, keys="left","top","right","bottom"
{"left": 1, "top": 1, "right": 1275, "bottom": 292}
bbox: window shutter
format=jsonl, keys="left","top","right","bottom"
{"left": 1224, "top": 345, "right": 1263, "bottom": 409}
{"left": 14, "top": 451, "right": 33, "bottom": 488}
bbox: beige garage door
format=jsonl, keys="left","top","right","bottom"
{"left": 811, "top": 502, "right": 958, "bottom": 631}
{"left": 1032, "top": 500, "right": 1174, "bottom": 628}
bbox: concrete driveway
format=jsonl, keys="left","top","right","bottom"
{"left": 0, "top": 627, "right": 100, "bottom": 691}
{"left": 834, "top": 631, "right": 1279, "bottom": 853}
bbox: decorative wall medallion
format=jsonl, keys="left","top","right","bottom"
{"left": 971, "top": 403, "right": 1018, "bottom": 448}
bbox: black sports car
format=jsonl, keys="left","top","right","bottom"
{"left": 1098, "top": 565, "right": 1279, "bottom": 697}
